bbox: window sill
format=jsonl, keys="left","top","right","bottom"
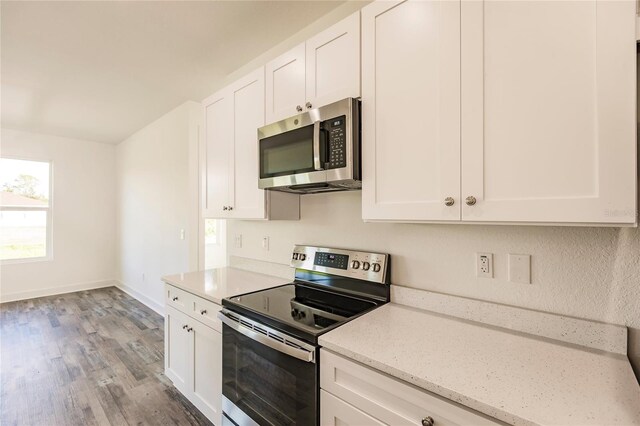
{"left": 1, "top": 255, "right": 53, "bottom": 266}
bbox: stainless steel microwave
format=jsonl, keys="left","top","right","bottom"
{"left": 258, "top": 98, "right": 361, "bottom": 194}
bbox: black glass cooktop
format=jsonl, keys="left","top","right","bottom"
{"left": 222, "top": 283, "right": 379, "bottom": 344}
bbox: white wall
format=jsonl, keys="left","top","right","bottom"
{"left": 115, "top": 101, "right": 200, "bottom": 313}
{"left": 0, "top": 128, "right": 116, "bottom": 301}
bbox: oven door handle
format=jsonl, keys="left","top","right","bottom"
{"left": 218, "top": 310, "right": 316, "bottom": 363}
{"left": 313, "top": 120, "right": 323, "bottom": 171}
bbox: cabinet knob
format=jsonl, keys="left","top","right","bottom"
{"left": 228, "top": 206, "right": 233, "bottom": 211}
{"left": 222, "top": 206, "right": 228, "bottom": 211}
{"left": 444, "top": 197, "right": 455, "bottom": 206}
{"left": 465, "top": 196, "right": 477, "bottom": 206}
{"left": 296, "top": 105, "right": 303, "bottom": 112}
{"left": 306, "top": 102, "right": 313, "bottom": 109}
{"left": 421, "top": 416, "right": 435, "bottom": 426}
{"left": 200, "top": 309, "right": 207, "bottom": 315}
{"left": 172, "top": 296, "right": 178, "bottom": 301}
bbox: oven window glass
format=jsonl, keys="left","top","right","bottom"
{"left": 223, "top": 324, "right": 317, "bottom": 426}
{"left": 260, "top": 126, "right": 316, "bottom": 178}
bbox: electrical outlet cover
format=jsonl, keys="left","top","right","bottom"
{"left": 476, "top": 253, "right": 493, "bottom": 278}
{"left": 508, "top": 254, "right": 531, "bottom": 284}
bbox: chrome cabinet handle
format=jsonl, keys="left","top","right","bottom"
{"left": 421, "top": 416, "right": 435, "bottom": 426}
{"left": 187, "top": 327, "right": 193, "bottom": 333}
{"left": 200, "top": 309, "right": 207, "bottom": 315}
{"left": 444, "top": 197, "right": 455, "bottom": 206}
{"left": 306, "top": 102, "right": 313, "bottom": 109}
{"left": 465, "top": 196, "right": 477, "bottom": 206}
{"left": 296, "top": 105, "right": 303, "bottom": 112}
{"left": 172, "top": 296, "right": 179, "bottom": 301}
{"left": 222, "top": 206, "right": 228, "bottom": 211}
{"left": 228, "top": 206, "right": 233, "bottom": 211}
{"left": 182, "top": 324, "right": 188, "bottom": 329}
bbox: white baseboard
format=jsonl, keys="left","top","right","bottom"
{"left": 0, "top": 279, "right": 116, "bottom": 303}
{"left": 115, "top": 280, "right": 165, "bottom": 316}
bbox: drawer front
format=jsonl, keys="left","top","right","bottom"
{"left": 192, "top": 297, "right": 222, "bottom": 333}
{"left": 321, "top": 390, "right": 384, "bottom": 426}
{"left": 320, "top": 349, "right": 502, "bottom": 426}
{"left": 166, "top": 284, "right": 192, "bottom": 311}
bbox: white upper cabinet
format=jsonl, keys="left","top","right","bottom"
{"left": 362, "top": 0, "right": 636, "bottom": 226}
{"left": 265, "top": 43, "right": 306, "bottom": 124}
{"left": 202, "top": 67, "right": 299, "bottom": 220}
{"left": 461, "top": 0, "right": 636, "bottom": 224}
{"left": 305, "top": 12, "right": 361, "bottom": 110}
{"left": 202, "top": 91, "right": 232, "bottom": 218}
{"left": 229, "top": 68, "right": 269, "bottom": 219}
{"left": 265, "top": 12, "right": 361, "bottom": 124}
{"left": 361, "top": 0, "right": 461, "bottom": 222}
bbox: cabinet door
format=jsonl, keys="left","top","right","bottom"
{"left": 228, "top": 67, "right": 267, "bottom": 219}
{"left": 461, "top": 0, "right": 636, "bottom": 224}
{"left": 361, "top": 0, "right": 461, "bottom": 222}
{"left": 305, "top": 12, "right": 360, "bottom": 109}
{"left": 188, "top": 320, "right": 222, "bottom": 426}
{"left": 321, "top": 390, "right": 384, "bottom": 426}
{"left": 265, "top": 43, "right": 306, "bottom": 124}
{"left": 165, "top": 307, "right": 190, "bottom": 394}
{"left": 202, "top": 90, "right": 232, "bottom": 218}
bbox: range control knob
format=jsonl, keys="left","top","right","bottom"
{"left": 299, "top": 254, "right": 307, "bottom": 261}
{"left": 351, "top": 260, "right": 361, "bottom": 269}
{"left": 372, "top": 263, "right": 381, "bottom": 273}
{"left": 362, "top": 262, "right": 371, "bottom": 271}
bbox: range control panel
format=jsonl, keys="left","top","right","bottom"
{"left": 291, "top": 245, "right": 389, "bottom": 284}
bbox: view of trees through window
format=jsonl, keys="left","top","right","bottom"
{"left": 0, "top": 158, "right": 51, "bottom": 261}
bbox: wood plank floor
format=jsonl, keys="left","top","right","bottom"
{"left": 0, "top": 287, "right": 213, "bottom": 426}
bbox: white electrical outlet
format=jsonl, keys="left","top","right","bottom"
{"left": 235, "top": 234, "right": 242, "bottom": 249}
{"left": 508, "top": 254, "right": 531, "bottom": 284}
{"left": 476, "top": 253, "right": 493, "bottom": 278}
{"left": 262, "top": 236, "right": 270, "bottom": 251}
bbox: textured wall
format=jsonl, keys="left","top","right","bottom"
{"left": 227, "top": 191, "right": 640, "bottom": 376}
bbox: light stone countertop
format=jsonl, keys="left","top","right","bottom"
{"left": 319, "top": 303, "right": 640, "bottom": 426}
{"left": 161, "top": 267, "right": 291, "bottom": 305}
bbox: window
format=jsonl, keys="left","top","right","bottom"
{"left": 204, "top": 219, "right": 217, "bottom": 245}
{"left": 0, "top": 158, "right": 52, "bottom": 262}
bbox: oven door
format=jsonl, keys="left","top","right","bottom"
{"left": 219, "top": 310, "right": 318, "bottom": 426}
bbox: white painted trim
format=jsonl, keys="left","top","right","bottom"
{"left": 0, "top": 279, "right": 115, "bottom": 303}
{"left": 115, "top": 280, "right": 165, "bottom": 316}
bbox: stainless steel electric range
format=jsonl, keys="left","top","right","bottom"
{"left": 218, "top": 245, "right": 390, "bottom": 426}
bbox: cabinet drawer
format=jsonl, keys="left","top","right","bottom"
{"left": 321, "top": 390, "right": 384, "bottom": 426}
{"left": 191, "top": 297, "right": 222, "bottom": 333}
{"left": 320, "top": 349, "right": 502, "bottom": 426}
{"left": 166, "top": 285, "right": 193, "bottom": 311}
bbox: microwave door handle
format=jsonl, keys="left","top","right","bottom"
{"left": 313, "top": 120, "right": 323, "bottom": 171}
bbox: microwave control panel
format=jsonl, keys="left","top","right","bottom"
{"left": 326, "top": 115, "right": 347, "bottom": 169}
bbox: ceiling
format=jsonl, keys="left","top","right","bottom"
{"left": 1, "top": 1, "right": 345, "bottom": 144}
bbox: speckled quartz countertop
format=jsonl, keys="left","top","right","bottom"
{"left": 319, "top": 303, "right": 640, "bottom": 426}
{"left": 161, "top": 267, "right": 290, "bottom": 305}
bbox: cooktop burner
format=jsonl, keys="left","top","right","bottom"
{"left": 221, "top": 245, "right": 390, "bottom": 344}
{"left": 224, "top": 283, "right": 377, "bottom": 337}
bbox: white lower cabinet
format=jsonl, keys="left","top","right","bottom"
{"left": 165, "top": 285, "right": 222, "bottom": 425}
{"left": 320, "top": 349, "right": 502, "bottom": 426}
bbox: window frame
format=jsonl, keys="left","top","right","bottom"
{"left": 0, "top": 156, "right": 54, "bottom": 264}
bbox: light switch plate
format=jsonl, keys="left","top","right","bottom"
{"left": 508, "top": 254, "right": 531, "bottom": 284}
